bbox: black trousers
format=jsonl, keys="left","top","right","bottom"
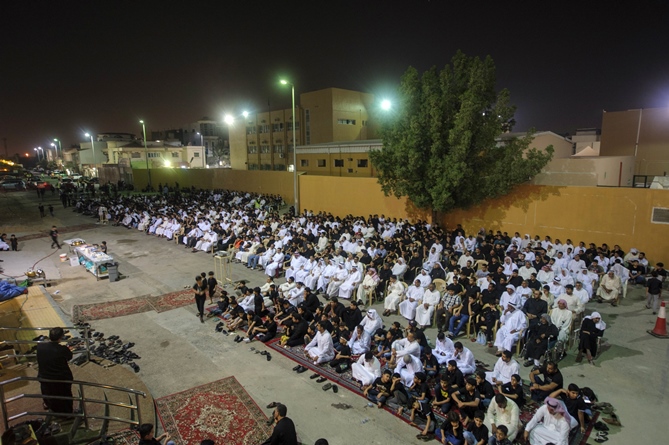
{"left": 51, "top": 236, "right": 60, "bottom": 248}
{"left": 195, "top": 295, "right": 206, "bottom": 317}
{"left": 40, "top": 381, "right": 73, "bottom": 414}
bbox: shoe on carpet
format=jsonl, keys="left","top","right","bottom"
{"left": 316, "top": 377, "right": 327, "bottom": 383}
{"left": 296, "top": 366, "right": 308, "bottom": 373}
{"left": 310, "top": 373, "right": 320, "bottom": 379}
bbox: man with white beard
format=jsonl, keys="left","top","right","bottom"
{"left": 414, "top": 282, "right": 440, "bottom": 328}
{"left": 326, "top": 263, "right": 349, "bottom": 298}
{"left": 399, "top": 279, "right": 424, "bottom": 321}
{"left": 338, "top": 265, "right": 362, "bottom": 300}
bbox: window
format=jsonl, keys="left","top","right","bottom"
{"left": 260, "top": 145, "right": 270, "bottom": 154}
{"left": 300, "top": 159, "right": 309, "bottom": 167}
{"left": 362, "top": 120, "right": 368, "bottom": 127}
{"left": 259, "top": 124, "right": 269, "bottom": 133}
{"left": 273, "top": 145, "right": 284, "bottom": 153}
{"left": 131, "top": 152, "right": 141, "bottom": 159}
{"left": 334, "top": 159, "right": 344, "bottom": 167}
{"left": 246, "top": 126, "right": 256, "bottom": 135}
{"left": 305, "top": 109, "right": 311, "bottom": 145}
{"left": 347, "top": 168, "right": 353, "bottom": 173}
{"left": 193, "top": 152, "right": 200, "bottom": 157}
{"left": 317, "top": 159, "right": 326, "bottom": 167}
{"left": 357, "top": 159, "right": 368, "bottom": 168}
{"left": 273, "top": 164, "right": 286, "bottom": 171}
{"left": 147, "top": 152, "right": 161, "bottom": 158}
{"left": 248, "top": 164, "right": 258, "bottom": 170}
{"left": 287, "top": 122, "right": 300, "bottom": 131}
{"left": 248, "top": 146, "right": 258, "bottom": 154}
{"left": 272, "top": 123, "right": 284, "bottom": 132}
{"left": 337, "top": 119, "right": 356, "bottom": 125}
{"left": 172, "top": 152, "right": 180, "bottom": 158}
{"left": 263, "top": 164, "right": 272, "bottom": 170}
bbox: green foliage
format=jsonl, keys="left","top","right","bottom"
{"left": 212, "top": 139, "right": 230, "bottom": 163}
{"left": 370, "top": 51, "right": 554, "bottom": 212}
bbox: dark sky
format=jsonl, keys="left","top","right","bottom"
{"left": 2, "top": 0, "right": 668, "bottom": 156}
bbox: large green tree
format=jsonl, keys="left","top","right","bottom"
{"left": 370, "top": 51, "right": 554, "bottom": 212}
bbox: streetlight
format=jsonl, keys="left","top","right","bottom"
{"left": 33, "top": 148, "right": 41, "bottom": 162}
{"left": 242, "top": 111, "right": 249, "bottom": 118}
{"left": 50, "top": 143, "right": 58, "bottom": 162}
{"left": 381, "top": 99, "right": 392, "bottom": 111}
{"left": 84, "top": 132, "right": 97, "bottom": 177}
{"left": 139, "top": 120, "right": 152, "bottom": 189}
{"left": 280, "top": 79, "right": 298, "bottom": 214}
{"left": 53, "top": 138, "right": 62, "bottom": 157}
{"left": 224, "top": 114, "right": 234, "bottom": 125}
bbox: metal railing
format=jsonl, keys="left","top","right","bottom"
{"left": 0, "top": 326, "right": 91, "bottom": 364}
{"left": 0, "top": 376, "right": 146, "bottom": 437}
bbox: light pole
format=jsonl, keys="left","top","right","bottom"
{"left": 34, "top": 148, "right": 41, "bottom": 162}
{"left": 84, "top": 133, "right": 97, "bottom": 177}
{"left": 280, "top": 79, "right": 298, "bottom": 214}
{"left": 53, "top": 138, "right": 62, "bottom": 158}
{"left": 139, "top": 120, "right": 152, "bottom": 189}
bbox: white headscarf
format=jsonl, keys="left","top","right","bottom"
{"left": 585, "top": 312, "right": 606, "bottom": 330}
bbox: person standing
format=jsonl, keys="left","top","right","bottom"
{"left": 38, "top": 203, "right": 45, "bottom": 218}
{"left": 48, "top": 204, "right": 54, "bottom": 217}
{"left": 193, "top": 275, "right": 207, "bottom": 323}
{"left": 207, "top": 271, "right": 217, "bottom": 304}
{"left": 49, "top": 225, "right": 61, "bottom": 249}
{"left": 36, "top": 327, "right": 74, "bottom": 414}
{"left": 261, "top": 403, "right": 298, "bottom": 445}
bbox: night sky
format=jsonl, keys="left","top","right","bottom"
{"left": 2, "top": 0, "right": 668, "bottom": 157}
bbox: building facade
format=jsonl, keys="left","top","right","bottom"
{"left": 229, "top": 87, "right": 378, "bottom": 171}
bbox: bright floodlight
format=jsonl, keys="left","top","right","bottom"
{"left": 164, "top": 160, "right": 171, "bottom": 167}
{"left": 280, "top": 79, "right": 288, "bottom": 85}
{"left": 51, "top": 143, "right": 55, "bottom": 147}
{"left": 242, "top": 111, "right": 249, "bottom": 118}
{"left": 224, "top": 114, "right": 234, "bottom": 125}
{"left": 381, "top": 99, "right": 391, "bottom": 111}
{"left": 139, "top": 120, "right": 144, "bottom": 124}
{"left": 85, "top": 133, "right": 90, "bottom": 138}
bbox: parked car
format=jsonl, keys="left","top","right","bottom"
{"left": 70, "top": 174, "right": 83, "bottom": 181}
{"left": 0, "top": 179, "right": 26, "bottom": 190}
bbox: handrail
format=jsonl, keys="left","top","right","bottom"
{"left": 0, "top": 376, "right": 146, "bottom": 432}
{"left": 0, "top": 325, "right": 91, "bottom": 363}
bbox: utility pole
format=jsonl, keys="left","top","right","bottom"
{"left": 2, "top": 138, "right": 7, "bottom": 158}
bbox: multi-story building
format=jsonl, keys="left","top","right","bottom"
{"left": 152, "top": 117, "right": 229, "bottom": 165}
{"left": 229, "top": 87, "right": 378, "bottom": 171}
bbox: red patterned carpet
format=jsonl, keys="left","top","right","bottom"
{"left": 155, "top": 376, "right": 272, "bottom": 445}
{"left": 73, "top": 290, "right": 195, "bottom": 322}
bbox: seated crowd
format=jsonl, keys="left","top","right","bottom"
{"left": 87, "top": 187, "right": 662, "bottom": 445}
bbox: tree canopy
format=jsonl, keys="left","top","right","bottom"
{"left": 370, "top": 51, "right": 554, "bottom": 212}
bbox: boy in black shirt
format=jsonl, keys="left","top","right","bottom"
{"left": 474, "top": 370, "right": 496, "bottom": 409}
{"left": 329, "top": 335, "right": 352, "bottom": 372}
{"left": 464, "top": 410, "right": 489, "bottom": 445}
{"left": 432, "top": 374, "right": 452, "bottom": 415}
{"left": 451, "top": 378, "right": 481, "bottom": 425}
{"left": 550, "top": 383, "right": 588, "bottom": 434}
{"left": 364, "top": 369, "right": 393, "bottom": 407}
{"left": 422, "top": 347, "right": 439, "bottom": 378}
{"left": 645, "top": 271, "right": 663, "bottom": 314}
{"left": 49, "top": 225, "right": 60, "bottom": 249}
{"left": 207, "top": 271, "right": 217, "bottom": 304}
{"left": 500, "top": 374, "right": 525, "bottom": 408}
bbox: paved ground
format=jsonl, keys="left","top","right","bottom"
{"left": 1, "top": 189, "right": 667, "bottom": 445}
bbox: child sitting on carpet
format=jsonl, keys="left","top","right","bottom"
{"left": 138, "top": 423, "right": 174, "bottom": 445}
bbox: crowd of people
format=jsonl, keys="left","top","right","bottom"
{"left": 75, "top": 186, "right": 663, "bottom": 444}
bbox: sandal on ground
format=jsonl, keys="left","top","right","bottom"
{"left": 266, "top": 401, "right": 280, "bottom": 409}
{"left": 316, "top": 376, "right": 327, "bottom": 383}
{"left": 322, "top": 383, "right": 332, "bottom": 391}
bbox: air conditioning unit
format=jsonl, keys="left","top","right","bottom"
{"left": 279, "top": 154, "right": 284, "bottom": 158}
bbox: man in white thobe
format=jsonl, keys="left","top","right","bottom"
{"left": 317, "top": 260, "right": 337, "bottom": 293}
{"left": 391, "top": 258, "right": 407, "bottom": 280}
{"left": 399, "top": 280, "right": 424, "bottom": 321}
{"left": 394, "top": 353, "right": 423, "bottom": 387}
{"left": 596, "top": 271, "right": 622, "bottom": 305}
{"left": 499, "top": 285, "right": 520, "bottom": 312}
{"left": 554, "top": 285, "right": 584, "bottom": 315}
{"left": 264, "top": 248, "right": 285, "bottom": 277}
{"left": 349, "top": 325, "right": 371, "bottom": 355}
{"left": 434, "top": 332, "right": 455, "bottom": 365}
{"left": 485, "top": 395, "right": 521, "bottom": 443}
{"left": 391, "top": 332, "right": 420, "bottom": 362}
{"left": 485, "top": 350, "right": 520, "bottom": 385}
{"left": 550, "top": 299, "right": 573, "bottom": 342}
{"left": 304, "top": 322, "right": 335, "bottom": 365}
{"left": 523, "top": 398, "right": 573, "bottom": 445}
{"left": 414, "top": 282, "right": 440, "bottom": 328}
{"left": 453, "top": 342, "right": 476, "bottom": 375}
{"left": 416, "top": 269, "right": 432, "bottom": 288}
{"left": 287, "top": 282, "right": 305, "bottom": 307}
{"left": 494, "top": 303, "right": 527, "bottom": 355}
{"left": 284, "top": 252, "right": 307, "bottom": 281}
{"left": 338, "top": 265, "right": 362, "bottom": 300}
{"left": 326, "top": 263, "right": 349, "bottom": 298}
{"left": 383, "top": 277, "right": 405, "bottom": 314}
{"left": 351, "top": 352, "right": 382, "bottom": 386}
{"left": 359, "top": 309, "right": 382, "bottom": 337}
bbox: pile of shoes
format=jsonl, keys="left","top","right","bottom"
{"left": 592, "top": 402, "right": 620, "bottom": 443}
{"left": 75, "top": 322, "right": 141, "bottom": 373}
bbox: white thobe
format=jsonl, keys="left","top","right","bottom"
{"left": 339, "top": 269, "right": 362, "bottom": 299}
{"left": 485, "top": 357, "right": 520, "bottom": 385}
{"left": 287, "top": 286, "right": 305, "bottom": 307}
{"left": 434, "top": 338, "right": 455, "bottom": 365}
{"left": 525, "top": 405, "right": 571, "bottom": 445}
{"left": 597, "top": 274, "right": 621, "bottom": 301}
{"left": 494, "top": 310, "right": 527, "bottom": 352}
{"left": 305, "top": 331, "right": 335, "bottom": 364}
{"left": 484, "top": 396, "right": 520, "bottom": 441}
{"left": 359, "top": 310, "right": 382, "bottom": 336}
{"left": 550, "top": 308, "right": 572, "bottom": 342}
{"left": 399, "top": 285, "right": 424, "bottom": 320}
{"left": 392, "top": 338, "right": 420, "bottom": 358}
{"left": 572, "top": 288, "right": 590, "bottom": 305}
{"left": 326, "top": 268, "right": 349, "bottom": 297}
{"left": 414, "top": 289, "right": 440, "bottom": 326}
{"left": 394, "top": 354, "right": 424, "bottom": 387}
{"left": 554, "top": 293, "right": 584, "bottom": 314}
{"left": 416, "top": 273, "right": 432, "bottom": 288}
{"left": 317, "top": 264, "right": 337, "bottom": 291}
{"left": 285, "top": 255, "right": 307, "bottom": 281}
{"left": 351, "top": 355, "right": 381, "bottom": 386}
{"left": 356, "top": 274, "right": 379, "bottom": 304}
{"left": 350, "top": 329, "right": 371, "bottom": 355}
{"left": 384, "top": 281, "right": 405, "bottom": 311}
{"left": 391, "top": 261, "right": 407, "bottom": 278}
{"left": 499, "top": 291, "right": 520, "bottom": 310}
{"left": 454, "top": 346, "right": 476, "bottom": 375}
{"left": 536, "top": 270, "right": 554, "bottom": 284}
{"left": 265, "top": 252, "right": 285, "bottom": 277}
